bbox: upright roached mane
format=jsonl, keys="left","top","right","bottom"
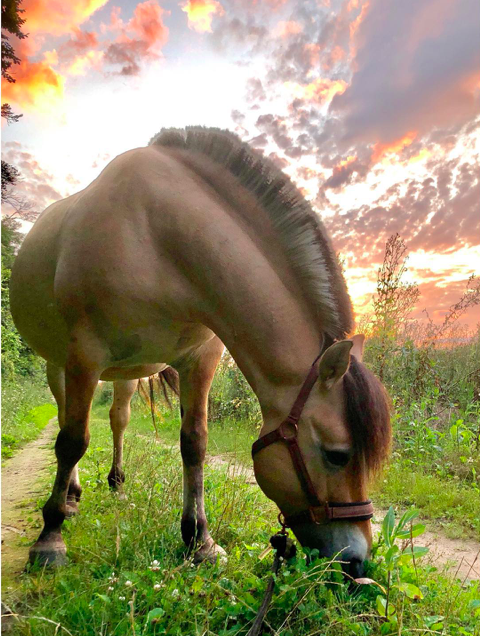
{"left": 149, "top": 126, "right": 353, "bottom": 340}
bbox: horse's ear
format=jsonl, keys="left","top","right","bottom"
{"left": 318, "top": 341, "right": 353, "bottom": 390}
{"left": 349, "top": 334, "right": 365, "bottom": 362}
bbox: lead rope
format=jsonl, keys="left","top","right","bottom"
{"left": 246, "top": 522, "right": 297, "bottom": 636}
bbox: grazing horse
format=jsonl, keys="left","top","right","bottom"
{"left": 46, "top": 367, "right": 179, "bottom": 514}
{"left": 10, "top": 127, "right": 391, "bottom": 575}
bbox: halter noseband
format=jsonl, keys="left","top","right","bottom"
{"left": 251, "top": 353, "right": 373, "bottom": 527}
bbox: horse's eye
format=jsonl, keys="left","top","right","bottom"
{"left": 323, "top": 449, "right": 351, "bottom": 467}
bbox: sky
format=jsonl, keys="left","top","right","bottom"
{"left": 2, "top": 0, "right": 480, "bottom": 329}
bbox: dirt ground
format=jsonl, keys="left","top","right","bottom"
{"left": 1, "top": 418, "right": 57, "bottom": 588}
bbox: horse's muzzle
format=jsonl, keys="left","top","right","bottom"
{"left": 289, "top": 519, "right": 369, "bottom": 578}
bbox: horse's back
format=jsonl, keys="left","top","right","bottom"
{"left": 10, "top": 146, "right": 217, "bottom": 369}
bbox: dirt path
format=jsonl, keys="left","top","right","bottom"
{"left": 1, "top": 419, "right": 57, "bottom": 587}
{"left": 208, "top": 454, "right": 480, "bottom": 581}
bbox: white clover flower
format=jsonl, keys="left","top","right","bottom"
{"left": 171, "top": 589, "right": 179, "bottom": 598}
{"left": 154, "top": 583, "right": 161, "bottom": 591}
{"left": 130, "top": 503, "right": 136, "bottom": 508}
{"left": 152, "top": 559, "right": 159, "bottom": 566}
{"left": 125, "top": 580, "right": 133, "bottom": 587}
{"left": 119, "top": 596, "right": 126, "bottom": 601}
{"left": 108, "top": 586, "right": 114, "bottom": 591}
{"left": 150, "top": 565, "right": 160, "bottom": 572}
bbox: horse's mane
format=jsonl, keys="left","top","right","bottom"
{"left": 149, "top": 126, "right": 353, "bottom": 340}
{"left": 344, "top": 356, "right": 391, "bottom": 475}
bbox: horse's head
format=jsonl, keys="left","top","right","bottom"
{"left": 253, "top": 335, "right": 391, "bottom": 578}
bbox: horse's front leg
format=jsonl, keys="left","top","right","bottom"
{"left": 46, "top": 362, "right": 82, "bottom": 517}
{"left": 29, "top": 357, "right": 100, "bottom": 566}
{"left": 178, "top": 336, "right": 225, "bottom": 564}
{"left": 108, "top": 379, "right": 138, "bottom": 495}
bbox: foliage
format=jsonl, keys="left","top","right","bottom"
{"left": 1, "top": 0, "right": 27, "bottom": 84}
{"left": 1, "top": 221, "right": 41, "bottom": 378}
{"left": 4, "top": 407, "right": 479, "bottom": 636}
{"left": 209, "top": 350, "right": 261, "bottom": 425}
{"left": 1, "top": 372, "right": 53, "bottom": 458}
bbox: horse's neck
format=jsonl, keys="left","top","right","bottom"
{"left": 197, "top": 261, "right": 323, "bottom": 418}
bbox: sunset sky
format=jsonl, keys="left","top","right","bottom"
{"left": 2, "top": 0, "right": 479, "bottom": 328}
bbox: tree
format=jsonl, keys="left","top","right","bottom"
{"left": 371, "top": 234, "right": 420, "bottom": 380}
{"left": 2, "top": 0, "right": 27, "bottom": 84}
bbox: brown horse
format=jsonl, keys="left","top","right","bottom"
{"left": 46, "top": 366, "right": 179, "bottom": 514}
{"left": 10, "top": 127, "right": 390, "bottom": 575}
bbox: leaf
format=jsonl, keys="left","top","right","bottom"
{"left": 396, "top": 508, "right": 419, "bottom": 533}
{"left": 376, "top": 595, "right": 387, "bottom": 617}
{"left": 398, "top": 582, "right": 423, "bottom": 600}
{"left": 396, "top": 524, "right": 426, "bottom": 540}
{"left": 95, "top": 594, "right": 110, "bottom": 603}
{"left": 382, "top": 507, "right": 395, "bottom": 547}
{"left": 424, "top": 616, "right": 444, "bottom": 628}
{"left": 147, "top": 608, "right": 165, "bottom": 623}
{"left": 402, "top": 546, "right": 429, "bottom": 558}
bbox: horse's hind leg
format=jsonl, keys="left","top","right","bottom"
{"left": 108, "top": 379, "right": 138, "bottom": 494}
{"left": 178, "top": 336, "right": 225, "bottom": 564}
{"left": 46, "top": 362, "right": 82, "bottom": 516}
{"left": 29, "top": 357, "right": 100, "bottom": 566}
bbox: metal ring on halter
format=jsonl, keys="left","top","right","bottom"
{"left": 279, "top": 420, "right": 298, "bottom": 441}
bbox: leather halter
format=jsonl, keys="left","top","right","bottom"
{"left": 251, "top": 353, "right": 374, "bottom": 527}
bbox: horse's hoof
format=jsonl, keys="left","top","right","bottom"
{"left": 28, "top": 537, "right": 67, "bottom": 567}
{"left": 193, "top": 541, "right": 227, "bottom": 565}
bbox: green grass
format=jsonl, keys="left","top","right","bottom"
{"left": 3, "top": 401, "right": 479, "bottom": 636}
{"left": 1, "top": 374, "right": 56, "bottom": 459}
{"left": 372, "top": 463, "right": 480, "bottom": 539}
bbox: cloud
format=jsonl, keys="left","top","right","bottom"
{"left": 21, "top": 0, "right": 108, "bottom": 35}
{"left": 1, "top": 43, "right": 65, "bottom": 112}
{"left": 181, "top": 0, "right": 225, "bottom": 34}
{"left": 332, "top": 0, "right": 480, "bottom": 146}
{"left": 103, "top": 1, "right": 169, "bottom": 75}
{"left": 323, "top": 151, "right": 480, "bottom": 270}
{"left": 1, "top": 142, "right": 63, "bottom": 213}
{"left": 209, "top": 16, "right": 267, "bottom": 55}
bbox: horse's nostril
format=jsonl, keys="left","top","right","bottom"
{"left": 348, "top": 558, "right": 364, "bottom": 579}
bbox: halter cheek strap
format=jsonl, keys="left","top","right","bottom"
{"left": 251, "top": 354, "right": 374, "bottom": 527}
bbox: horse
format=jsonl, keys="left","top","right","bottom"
{"left": 45, "top": 367, "right": 179, "bottom": 515}
{"left": 10, "top": 126, "right": 391, "bottom": 576}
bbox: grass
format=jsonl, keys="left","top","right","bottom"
{"left": 3, "top": 399, "right": 479, "bottom": 636}
{"left": 1, "top": 373, "right": 56, "bottom": 459}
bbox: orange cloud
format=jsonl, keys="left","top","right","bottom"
{"left": 284, "top": 78, "right": 347, "bottom": 104}
{"left": 22, "top": 0, "right": 108, "bottom": 35}
{"left": 67, "top": 50, "right": 104, "bottom": 76}
{"left": 338, "top": 154, "right": 357, "bottom": 168}
{"left": 181, "top": 0, "right": 224, "bottom": 33}
{"left": 128, "top": 0, "right": 168, "bottom": 51}
{"left": 371, "top": 131, "right": 417, "bottom": 163}
{"left": 1, "top": 58, "right": 64, "bottom": 112}
{"left": 103, "top": 1, "right": 169, "bottom": 75}
{"left": 275, "top": 21, "right": 303, "bottom": 38}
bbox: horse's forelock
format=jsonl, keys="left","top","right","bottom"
{"left": 343, "top": 357, "right": 391, "bottom": 476}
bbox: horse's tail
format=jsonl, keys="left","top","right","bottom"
{"left": 137, "top": 367, "right": 180, "bottom": 437}
{"left": 157, "top": 366, "right": 180, "bottom": 406}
